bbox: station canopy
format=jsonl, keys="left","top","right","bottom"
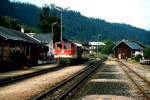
{"left": 89, "top": 42, "right": 106, "bottom": 46}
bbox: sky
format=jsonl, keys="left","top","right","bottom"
{"left": 13, "top": 0, "right": 150, "bottom": 30}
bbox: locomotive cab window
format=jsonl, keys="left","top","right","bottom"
{"left": 56, "top": 43, "right": 62, "bottom": 49}
{"left": 64, "top": 43, "right": 71, "bottom": 49}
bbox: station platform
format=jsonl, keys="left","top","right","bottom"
{"left": 0, "top": 64, "right": 57, "bottom": 80}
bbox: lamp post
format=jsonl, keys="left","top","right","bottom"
{"left": 60, "top": 10, "right": 62, "bottom": 42}
{"left": 55, "top": 7, "right": 69, "bottom": 42}
{"left": 51, "top": 22, "right": 58, "bottom": 51}
{"left": 97, "top": 34, "right": 102, "bottom": 58}
{"left": 98, "top": 34, "right": 102, "bottom": 42}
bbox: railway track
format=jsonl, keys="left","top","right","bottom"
{"left": 118, "top": 61, "right": 150, "bottom": 100}
{"left": 32, "top": 60, "right": 101, "bottom": 100}
{"left": 0, "top": 65, "right": 65, "bottom": 86}
{"left": 0, "top": 60, "right": 91, "bottom": 87}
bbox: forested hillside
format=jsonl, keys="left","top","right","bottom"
{"left": 0, "top": 0, "right": 150, "bottom": 44}
{"left": 0, "top": 0, "right": 41, "bottom": 27}
{"left": 62, "top": 11, "right": 150, "bottom": 44}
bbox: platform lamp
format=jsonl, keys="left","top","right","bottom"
{"left": 55, "top": 7, "right": 70, "bottom": 42}
{"left": 51, "top": 22, "right": 58, "bottom": 51}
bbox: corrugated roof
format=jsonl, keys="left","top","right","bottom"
{"left": 113, "top": 40, "right": 143, "bottom": 50}
{"left": 0, "top": 26, "right": 40, "bottom": 44}
{"left": 33, "top": 33, "right": 52, "bottom": 43}
{"left": 126, "top": 41, "right": 143, "bottom": 50}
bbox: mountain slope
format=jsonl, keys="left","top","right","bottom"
{"left": 62, "top": 10, "right": 150, "bottom": 44}
{"left": 0, "top": 0, "right": 41, "bottom": 27}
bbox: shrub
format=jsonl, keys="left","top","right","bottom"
{"left": 100, "top": 40, "right": 114, "bottom": 55}
{"left": 134, "top": 54, "right": 142, "bottom": 62}
{"left": 99, "top": 54, "right": 108, "bottom": 61}
{"left": 143, "top": 47, "right": 150, "bottom": 59}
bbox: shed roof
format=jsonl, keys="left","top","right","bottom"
{"left": 0, "top": 26, "right": 40, "bottom": 44}
{"left": 113, "top": 40, "right": 143, "bottom": 50}
{"left": 33, "top": 33, "right": 52, "bottom": 43}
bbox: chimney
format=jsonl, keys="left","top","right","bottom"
{"left": 21, "top": 27, "right": 24, "bottom": 33}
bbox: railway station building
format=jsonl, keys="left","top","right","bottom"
{"left": 113, "top": 40, "right": 144, "bottom": 59}
{"left": 32, "top": 33, "right": 53, "bottom": 53}
{"left": 0, "top": 26, "right": 48, "bottom": 68}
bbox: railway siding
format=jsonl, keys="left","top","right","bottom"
{"left": 119, "top": 61, "right": 150, "bottom": 100}
{"left": 0, "top": 64, "right": 59, "bottom": 86}
{"left": 0, "top": 64, "right": 87, "bottom": 100}
{"left": 0, "top": 64, "right": 56, "bottom": 79}
{"left": 121, "top": 60, "right": 150, "bottom": 81}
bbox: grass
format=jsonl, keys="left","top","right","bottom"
{"left": 128, "top": 59, "right": 138, "bottom": 64}
{"left": 90, "top": 53, "right": 108, "bottom": 59}
{"left": 128, "top": 59, "right": 150, "bottom": 69}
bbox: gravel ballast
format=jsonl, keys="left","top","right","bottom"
{"left": 69, "top": 60, "right": 134, "bottom": 100}
{"left": 0, "top": 64, "right": 86, "bottom": 100}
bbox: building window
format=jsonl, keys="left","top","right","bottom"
{"left": 64, "top": 43, "right": 71, "bottom": 50}
{"left": 56, "top": 43, "right": 62, "bottom": 49}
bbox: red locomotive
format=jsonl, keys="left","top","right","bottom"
{"left": 53, "top": 39, "right": 90, "bottom": 65}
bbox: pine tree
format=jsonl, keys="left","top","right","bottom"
{"left": 38, "top": 5, "right": 61, "bottom": 42}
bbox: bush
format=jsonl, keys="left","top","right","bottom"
{"left": 134, "top": 54, "right": 142, "bottom": 62}
{"left": 100, "top": 40, "right": 114, "bottom": 55}
{"left": 143, "top": 47, "right": 150, "bottom": 59}
{"left": 99, "top": 54, "right": 108, "bottom": 61}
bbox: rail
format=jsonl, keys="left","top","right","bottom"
{"left": 118, "top": 61, "right": 150, "bottom": 100}
{"left": 0, "top": 65, "right": 62, "bottom": 86}
{"left": 32, "top": 60, "right": 101, "bottom": 100}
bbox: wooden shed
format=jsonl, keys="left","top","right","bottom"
{"left": 0, "top": 26, "right": 48, "bottom": 68}
{"left": 113, "top": 40, "right": 144, "bottom": 59}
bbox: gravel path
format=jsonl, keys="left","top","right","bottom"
{"left": 0, "top": 64, "right": 86, "bottom": 100}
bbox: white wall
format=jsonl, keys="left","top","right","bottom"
{"left": 134, "top": 51, "right": 143, "bottom": 56}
